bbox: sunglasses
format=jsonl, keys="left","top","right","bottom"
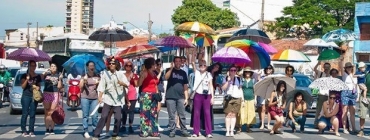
{"left": 109, "top": 63, "right": 116, "bottom": 65}
{"left": 329, "top": 97, "right": 336, "bottom": 99}
{"left": 230, "top": 69, "right": 237, "bottom": 72}
{"left": 125, "top": 65, "right": 132, "bottom": 67}
{"left": 157, "top": 63, "right": 161, "bottom": 66}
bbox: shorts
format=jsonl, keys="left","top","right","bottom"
{"left": 318, "top": 116, "right": 332, "bottom": 128}
{"left": 358, "top": 96, "right": 370, "bottom": 119}
{"left": 359, "top": 83, "right": 367, "bottom": 91}
{"left": 269, "top": 106, "right": 283, "bottom": 118}
{"left": 256, "top": 96, "right": 265, "bottom": 107}
{"left": 223, "top": 98, "right": 242, "bottom": 114}
{"left": 43, "top": 92, "right": 59, "bottom": 103}
{"left": 341, "top": 90, "right": 357, "bottom": 106}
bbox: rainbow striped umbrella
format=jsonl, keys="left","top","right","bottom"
{"left": 257, "top": 42, "right": 278, "bottom": 54}
{"left": 175, "top": 21, "right": 216, "bottom": 34}
{"left": 225, "top": 39, "right": 271, "bottom": 69}
{"left": 271, "top": 49, "right": 311, "bottom": 62}
{"left": 180, "top": 33, "right": 194, "bottom": 44}
{"left": 194, "top": 33, "right": 214, "bottom": 47}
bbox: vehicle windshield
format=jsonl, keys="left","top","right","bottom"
{"left": 295, "top": 76, "right": 312, "bottom": 87}
{"left": 9, "top": 69, "right": 20, "bottom": 78}
{"left": 14, "top": 71, "right": 44, "bottom": 86}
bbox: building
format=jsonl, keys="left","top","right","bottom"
{"left": 3, "top": 26, "right": 64, "bottom": 48}
{"left": 353, "top": 2, "right": 370, "bottom": 65}
{"left": 220, "top": 0, "right": 292, "bottom": 29}
{"left": 65, "top": 0, "right": 94, "bottom": 34}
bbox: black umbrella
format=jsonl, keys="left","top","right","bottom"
{"left": 89, "top": 22, "right": 134, "bottom": 55}
{"left": 51, "top": 55, "right": 70, "bottom": 73}
{"left": 227, "top": 28, "right": 271, "bottom": 44}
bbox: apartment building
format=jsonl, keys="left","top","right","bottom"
{"left": 65, "top": 0, "right": 94, "bottom": 34}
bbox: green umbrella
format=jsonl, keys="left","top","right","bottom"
{"left": 286, "top": 89, "right": 314, "bottom": 108}
{"left": 317, "top": 49, "right": 340, "bottom": 61}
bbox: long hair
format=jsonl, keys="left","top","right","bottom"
{"left": 27, "top": 60, "right": 36, "bottom": 74}
{"left": 276, "top": 80, "right": 287, "bottom": 103}
{"left": 207, "top": 62, "right": 222, "bottom": 76}
{"left": 264, "top": 64, "right": 274, "bottom": 75}
{"left": 294, "top": 91, "right": 305, "bottom": 107}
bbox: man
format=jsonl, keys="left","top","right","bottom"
{"left": 313, "top": 61, "right": 331, "bottom": 128}
{"left": 165, "top": 56, "right": 191, "bottom": 138}
{"left": 92, "top": 57, "right": 129, "bottom": 140}
{"left": 358, "top": 62, "right": 370, "bottom": 137}
{"left": 181, "top": 56, "right": 189, "bottom": 76}
{"left": 0, "top": 65, "right": 11, "bottom": 104}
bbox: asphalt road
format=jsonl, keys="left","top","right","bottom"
{"left": 0, "top": 99, "right": 369, "bottom": 140}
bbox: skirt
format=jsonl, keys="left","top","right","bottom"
{"left": 269, "top": 105, "right": 283, "bottom": 118}
{"left": 223, "top": 98, "right": 242, "bottom": 114}
{"left": 43, "top": 92, "right": 59, "bottom": 103}
{"left": 237, "top": 100, "right": 256, "bottom": 125}
{"left": 341, "top": 90, "right": 357, "bottom": 106}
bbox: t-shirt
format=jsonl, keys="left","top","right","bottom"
{"left": 21, "top": 74, "right": 42, "bottom": 97}
{"left": 223, "top": 76, "right": 243, "bottom": 98}
{"left": 192, "top": 71, "right": 213, "bottom": 94}
{"left": 342, "top": 72, "right": 357, "bottom": 90}
{"left": 126, "top": 73, "right": 139, "bottom": 101}
{"left": 165, "top": 68, "right": 188, "bottom": 99}
{"left": 81, "top": 74, "right": 100, "bottom": 99}
{"left": 355, "top": 71, "right": 366, "bottom": 84}
{"left": 44, "top": 73, "right": 60, "bottom": 92}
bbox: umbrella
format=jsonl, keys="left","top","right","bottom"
{"left": 254, "top": 74, "right": 296, "bottom": 99}
{"left": 227, "top": 28, "right": 271, "bottom": 44}
{"left": 271, "top": 49, "right": 311, "bottom": 62}
{"left": 309, "top": 77, "right": 350, "bottom": 92}
{"left": 175, "top": 21, "right": 216, "bottom": 34}
{"left": 62, "top": 54, "right": 106, "bottom": 75}
{"left": 317, "top": 49, "right": 340, "bottom": 61}
{"left": 153, "top": 36, "right": 194, "bottom": 48}
{"left": 148, "top": 40, "right": 177, "bottom": 52}
{"left": 180, "top": 33, "right": 195, "bottom": 44}
{"left": 7, "top": 47, "right": 51, "bottom": 62}
{"left": 194, "top": 33, "right": 214, "bottom": 47}
{"left": 286, "top": 89, "right": 314, "bottom": 108}
{"left": 51, "top": 55, "right": 70, "bottom": 73}
{"left": 211, "top": 47, "right": 251, "bottom": 64}
{"left": 88, "top": 21, "right": 134, "bottom": 55}
{"left": 225, "top": 39, "right": 271, "bottom": 69}
{"left": 257, "top": 42, "right": 278, "bottom": 54}
{"left": 117, "top": 45, "right": 159, "bottom": 58}
{"left": 322, "top": 28, "right": 358, "bottom": 42}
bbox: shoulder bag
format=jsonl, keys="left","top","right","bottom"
{"left": 190, "top": 72, "right": 208, "bottom": 100}
{"left": 52, "top": 93, "right": 65, "bottom": 125}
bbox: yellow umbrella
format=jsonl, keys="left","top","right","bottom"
{"left": 175, "top": 21, "right": 216, "bottom": 34}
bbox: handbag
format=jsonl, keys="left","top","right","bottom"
{"left": 190, "top": 72, "right": 208, "bottom": 99}
{"left": 52, "top": 93, "right": 65, "bottom": 125}
{"left": 153, "top": 82, "right": 162, "bottom": 102}
{"left": 32, "top": 85, "right": 43, "bottom": 102}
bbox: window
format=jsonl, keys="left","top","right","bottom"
{"left": 360, "top": 23, "right": 370, "bottom": 40}
{"left": 359, "top": 54, "right": 370, "bottom": 62}
{"left": 20, "top": 33, "right": 23, "bottom": 40}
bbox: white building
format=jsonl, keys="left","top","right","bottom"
{"left": 65, "top": 0, "right": 94, "bottom": 34}
{"left": 4, "top": 26, "right": 65, "bottom": 47}
{"left": 220, "top": 0, "right": 293, "bottom": 29}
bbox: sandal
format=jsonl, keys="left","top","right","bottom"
{"left": 269, "top": 131, "right": 274, "bottom": 135}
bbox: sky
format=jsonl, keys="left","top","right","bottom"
{"left": 0, "top": 0, "right": 292, "bottom": 38}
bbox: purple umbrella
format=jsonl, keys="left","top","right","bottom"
{"left": 154, "top": 36, "right": 194, "bottom": 48}
{"left": 211, "top": 47, "right": 251, "bottom": 64}
{"left": 7, "top": 47, "right": 51, "bottom": 62}
{"left": 258, "top": 42, "right": 278, "bottom": 54}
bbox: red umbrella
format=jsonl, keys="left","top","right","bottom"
{"left": 117, "top": 45, "right": 159, "bottom": 58}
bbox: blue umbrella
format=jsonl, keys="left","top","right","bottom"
{"left": 148, "top": 40, "right": 177, "bottom": 52}
{"left": 62, "top": 54, "right": 106, "bottom": 75}
{"left": 322, "top": 28, "right": 358, "bottom": 42}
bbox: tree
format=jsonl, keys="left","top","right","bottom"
{"left": 158, "top": 32, "right": 172, "bottom": 38}
{"left": 46, "top": 25, "right": 53, "bottom": 28}
{"left": 267, "top": 0, "right": 369, "bottom": 39}
{"left": 171, "top": 0, "right": 240, "bottom": 31}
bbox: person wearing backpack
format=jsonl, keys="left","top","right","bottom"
{"left": 287, "top": 92, "right": 307, "bottom": 133}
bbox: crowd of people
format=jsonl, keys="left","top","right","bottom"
{"left": 16, "top": 52, "right": 370, "bottom": 139}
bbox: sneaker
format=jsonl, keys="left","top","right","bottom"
{"left": 45, "top": 129, "right": 50, "bottom": 135}
{"left": 92, "top": 137, "right": 99, "bottom": 140}
{"left": 230, "top": 131, "right": 235, "bottom": 136}
{"left": 207, "top": 134, "right": 213, "bottom": 138}
{"left": 112, "top": 136, "right": 121, "bottom": 140}
{"left": 343, "top": 129, "right": 349, "bottom": 134}
{"left": 357, "top": 130, "right": 364, "bottom": 137}
{"left": 50, "top": 129, "right": 55, "bottom": 135}
{"left": 120, "top": 126, "right": 126, "bottom": 132}
{"left": 22, "top": 132, "right": 29, "bottom": 137}
{"left": 182, "top": 131, "right": 190, "bottom": 137}
{"left": 169, "top": 132, "right": 176, "bottom": 138}
{"left": 225, "top": 131, "right": 230, "bottom": 137}
{"left": 158, "top": 126, "right": 164, "bottom": 132}
{"left": 191, "top": 134, "right": 198, "bottom": 137}
{"left": 84, "top": 132, "right": 91, "bottom": 138}
{"left": 29, "top": 132, "right": 36, "bottom": 137}
{"left": 128, "top": 126, "right": 134, "bottom": 134}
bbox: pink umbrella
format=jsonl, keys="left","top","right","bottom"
{"left": 211, "top": 47, "right": 251, "bottom": 64}
{"left": 7, "top": 47, "right": 51, "bottom": 62}
{"left": 257, "top": 42, "right": 277, "bottom": 54}
{"left": 154, "top": 36, "right": 194, "bottom": 48}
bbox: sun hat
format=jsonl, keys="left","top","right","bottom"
{"left": 358, "top": 62, "right": 366, "bottom": 68}
{"left": 344, "top": 62, "right": 354, "bottom": 68}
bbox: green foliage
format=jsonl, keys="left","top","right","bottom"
{"left": 172, "top": 0, "right": 240, "bottom": 30}
{"left": 158, "top": 32, "right": 172, "bottom": 38}
{"left": 267, "top": 0, "right": 370, "bottom": 39}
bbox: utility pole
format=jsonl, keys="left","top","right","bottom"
{"left": 35, "top": 22, "right": 39, "bottom": 49}
{"left": 26, "top": 22, "right": 32, "bottom": 47}
{"left": 148, "top": 13, "right": 153, "bottom": 42}
{"left": 259, "top": 0, "right": 265, "bottom": 30}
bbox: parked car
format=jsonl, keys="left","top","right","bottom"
{"left": 292, "top": 73, "right": 316, "bottom": 112}
{"left": 9, "top": 68, "right": 46, "bottom": 114}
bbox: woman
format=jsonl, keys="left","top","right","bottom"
{"left": 79, "top": 61, "right": 100, "bottom": 138}
{"left": 154, "top": 59, "right": 164, "bottom": 131}
{"left": 222, "top": 65, "right": 243, "bottom": 137}
{"left": 121, "top": 60, "right": 138, "bottom": 134}
{"left": 341, "top": 61, "right": 358, "bottom": 134}
{"left": 285, "top": 65, "right": 295, "bottom": 79}
{"left": 20, "top": 60, "right": 42, "bottom": 137}
{"left": 190, "top": 60, "right": 214, "bottom": 138}
{"left": 268, "top": 80, "right": 287, "bottom": 135}
{"left": 257, "top": 65, "right": 274, "bottom": 130}
{"left": 318, "top": 91, "right": 340, "bottom": 136}
{"left": 43, "top": 63, "right": 63, "bottom": 135}
{"left": 207, "top": 62, "right": 222, "bottom": 93}
{"left": 288, "top": 92, "right": 307, "bottom": 133}
{"left": 137, "top": 57, "right": 160, "bottom": 137}
{"left": 236, "top": 67, "right": 256, "bottom": 133}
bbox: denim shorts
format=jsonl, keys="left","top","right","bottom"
{"left": 318, "top": 116, "right": 332, "bottom": 127}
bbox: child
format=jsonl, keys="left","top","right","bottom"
{"left": 355, "top": 62, "right": 368, "bottom": 103}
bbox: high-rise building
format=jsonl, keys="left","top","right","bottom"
{"left": 65, "top": 0, "right": 94, "bottom": 34}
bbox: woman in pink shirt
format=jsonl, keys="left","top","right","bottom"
{"left": 121, "top": 60, "right": 139, "bottom": 134}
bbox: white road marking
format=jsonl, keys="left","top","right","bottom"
{"left": 160, "top": 109, "right": 168, "bottom": 114}
{"left": 187, "top": 136, "right": 206, "bottom": 139}
{"left": 319, "top": 134, "right": 345, "bottom": 140}
{"left": 234, "top": 133, "right": 254, "bottom": 139}
{"left": 43, "top": 134, "right": 69, "bottom": 139}
{"left": 276, "top": 132, "right": 300, "bottom": 139}
{"left": 76, "top": 110, "right": 83, "bottom": 118}
{"left": 0, "top": 126, "right": 38, "bottom": 139}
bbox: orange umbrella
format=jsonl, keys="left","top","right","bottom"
{"left": 117, "top": 45, "right": 159, "bottom": 58}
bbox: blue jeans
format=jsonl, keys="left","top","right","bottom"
{"left": 81, "top": 98, "right": 98, "bottom": 132}
{"left": 20, "top": 95, "right": 38, "bottom": 133}
{"left": 289, "top": 116, "right": 306, "bottom": 131}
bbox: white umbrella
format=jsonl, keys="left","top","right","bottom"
{"left": 304, "top": 38, "right": 339, "bottom": 48}
{"left": 254, "top": 74, "right": 296, "bottom": 99}
{"left": 309, "top": 77, "right": 349, "bottom": 92}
